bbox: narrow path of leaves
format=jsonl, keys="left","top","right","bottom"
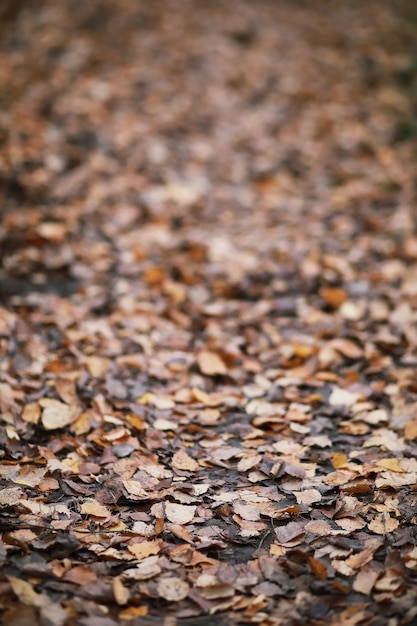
{"left": 1, "top": 1, "right": 417, "bottom": 625}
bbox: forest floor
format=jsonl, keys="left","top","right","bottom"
{"left": 1, "top": 1, "right": 417, "bottom": 625}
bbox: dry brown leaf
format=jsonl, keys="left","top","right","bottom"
{"left": 353, "top": 565, "right": 379, "bottom": 595}
{"left": 237, "top": 454, "right": 262, "bottom": 472}
{"left": 345, "top": 540, "right": 380, "bottom": 570}
{"left": 157, "top": 577, "right": 190, "bottom": 602}
{"left": 319, "top": 287, "right": 348, "bottom": 308}
{"left": 363, "top": 429, "right": 406, "bottom": 453}
{"left": 234, "top": 516, "right": 267, "bottom": 537}
{"left": 118, "top": 606, "right": 148, "bottom": 620}
{"left": 332, "top": 452, "right": 349, "bottom": 469}
{"left": 64, "top": 565, "right": 97, "bottom": 584}
{"left": 167, "top": 524, "right": 193, "bottom": 543}
{"left": 123, "top": 480, "right": 148, "bottom": 498}
{"left": 376, "top": 458, "right": 404, "bottom": 472}
{"left": 233, "top": 502, "right": 261, "bottom": 521}
{"left": 40, "top": 399, "right": 78, "bottom": 430}
{"left": 308, "top": 557, "right": 328, "bottom": 580}
{"left": 294, "top": 489, "right": 322, "bottom": 506}
{"left": 0, "top": 487, "right": 23, "bottom": 506}
{"left": 80, "top": 499, "right": 111, "bottom": 518}
{"left": 172, "top": 449, "right": 200, "bottom": 472}
{"left": 329, "top": 388, "right": 359, "bottom": 408}
{"left": 84, "top": 356, "right": 110, "bottom": 377}
{"left": 8, "top": 576, "right": 45, "bottom": 607}
{"left": 13, "top": 467, "right": 46, "bottom": 487}
{"left": 367, "top": 513, "right": 399, "bottom": 534}
{"left": 404, "top": 419, "right": 417, "bottom": 441}
{"left": 275, "top": 521, "right": 306, "bottom": 545}
{"left": 304, "top": 519, "right": 336, "bottom": 536}
{"left": 165, "top": 502, "right": 196, "bottom": 525}
{"left": 128, "top": 539, "right": 162, "bottom": 560}
{"left": 197, "top": 350, "right": 228, "bottom": 376}
{"left": 330, "top": 338, "right": 364, "bottom": 360}
{"left": 21, "top": 402, "right": 41, "bottom": 424}
{"left": 121, "top": 556, "right": 161, "bottom": 580}
{"left": 55, "top": 377, "right": 79, "bottom": 405}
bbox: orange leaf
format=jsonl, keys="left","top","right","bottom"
{"left": 119, "top": 606, "right": 148, "bottom": 620}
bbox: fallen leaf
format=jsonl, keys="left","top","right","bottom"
{"left": 368, "top": 513, "right": 399, "bottom": 534}
{"left": 330, "top": 338, "right": 364, "bottom": 359}
{"left": 84, "top": 356, "right": 110, "bottom": 377}
{"left": 294, "top": 489, "right": 322, "bottom": 506}
{"left": 404, "top": 419, "right": 417, "bottom": 441}
{"left": 353, "top": 565, "right": 379, "bottom": 595}
{"left": 40, "top": 400, "right": 78, "bottom": 430}
{"left": 319, "top": 287, "right": 348, "bottom": 308}
{"left": 21, "top": 402, "right": 41, "bottom": 424}
{"left": 197, "top": 350, "right": 228, "bottom": 376}
{"left": 8, "top": 576, "right": 45, "bottom": 607}
{"left": 121, "top": 556, "right": 161, "bottom": 580}
{"left": 157, "top": 577, "right": 190, "bottom": 601}
{"left": 329, "top": 388, "right": 359, "bottom": 408}
{"left": 118, "top": 606, "right": 148, "bottom": 620}
{"left": 113, "top": 577, "right": 130, "bottom": 605}
{"left": 165, "top": 502, "right": 196, "bottom": 525}
{"left": 80, "top": 499, "right": 112, "bottom": 518}
{"left": 128, "top": 539, "right": 162, "bottom": 560}
{"left": 172, "top": 449, "right": 200, "bottom": 472}
{"left": 233, "top": 502, "right": 261, "bottom": 521}
{"left": 275, "top": 521, "right": 306, "bottom": 545}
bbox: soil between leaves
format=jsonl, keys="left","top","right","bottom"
{"left": 1, "top": 1, "right": 417, "bottom": 625}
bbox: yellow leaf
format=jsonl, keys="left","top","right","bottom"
{"left": 376, "top": 458, "right": 404, "bottom": 472}
{"left": 8, "top": 576, "right": 44, "bottom": 607}
{"left": 332, "top": 452, "right": 348, "bottom": 469}
{"left": 270, "top": 544, "right": 285, "bottom": 557}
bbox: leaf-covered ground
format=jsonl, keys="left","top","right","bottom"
{"left": 1, "top": 1, "right": 417, "bottom": 625}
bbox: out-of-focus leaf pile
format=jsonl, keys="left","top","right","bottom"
{"left": 1, "top": 1, "right": 417, "bottom": 624}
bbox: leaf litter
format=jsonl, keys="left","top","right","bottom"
{"left": 1, "top": 0, "right": 417, "bottom": 625}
